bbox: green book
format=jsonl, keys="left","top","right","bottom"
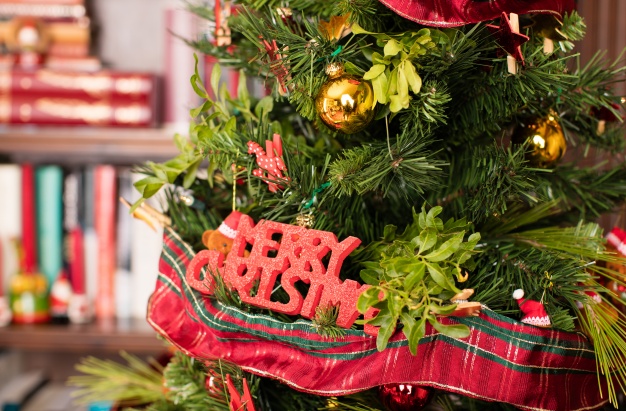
{"left": 35, "top": 166, "right": 64, "bottom": 290}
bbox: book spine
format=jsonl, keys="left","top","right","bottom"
{"left": 115, "top": 168, "right": 133, "bottom": 319}
{"left": 0, "top": 69, "right": 157, "bottom": 99}
{"left": 44, "top": 56, "right": 102, "bottom": 72}
{"left": 0, "top": 0, "right": 84, "bottom": 4}
{"left": 130, "top": 172, "right": 163, "bottom": 319}
{"left": 94, "top": 165, "right": 116, "bottom": 320}
{"left": 0, "top": 93, "right": 156, "bottom": 127}
{"left": 62, "top": 169, "right": 84, "bottom": 294}
{"left": 46, "top": 41, "right": 89, "bottom": 57}
{"left": 0, "top": 4, "right": 86, "bottom": 19}
{"left": 35, "top": 165, "right": 64, "bottom": 288}
{"left": 0, "top": 165, "right": 21, "bottom": 297}
{"left": 20, "top": 163, "right": 37, "bottom": 274}
{"left": 82, "top": 165, "right": 97, "bottom": 304}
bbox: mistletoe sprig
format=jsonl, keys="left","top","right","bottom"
{"left": 355, "top": 24, "right": 448, "bottom": 112}
{"left": 356, "top": 206, "right": 481, "bottom": 354}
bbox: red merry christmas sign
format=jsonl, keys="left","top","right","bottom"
{"left": 186, "top": 214, "right": 370, "bottom": 328}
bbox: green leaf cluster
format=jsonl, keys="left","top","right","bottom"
{"left": 357, "top": 24, "right": 444, "bottom": 112}
{"left": 356, "top": 205, "right": 481, "bottom": 354}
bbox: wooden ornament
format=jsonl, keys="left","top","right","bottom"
{"left": 486, "top": 13, "right": 530, "bottom": 75}
{"left": 226, "top": 374, "right": 256, "bottom": 411}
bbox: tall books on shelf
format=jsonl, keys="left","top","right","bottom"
{"left": 0, "top": 163, "right": 164, "bottom": 326}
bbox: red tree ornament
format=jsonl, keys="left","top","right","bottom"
{"left": 377, "top": 0, "right": 574, "bottom": 27}
{"left": 486, "top": 12, "right": 530, "bottom": 65}
{"left": 378, "top": 384, "right": 433, "bottom": 411}
{"left": 248, "top": 134, "right": 289, "bottom": 193}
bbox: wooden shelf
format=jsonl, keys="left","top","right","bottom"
{"left": 0, "top": 318, "right": 166, "bottom": 353}
{"left": 0, "top": 126, "right": 180, "bottom": 164}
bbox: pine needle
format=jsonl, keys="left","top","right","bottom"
{"left": 68, "top": 352, "right": 166, "bottom": 406}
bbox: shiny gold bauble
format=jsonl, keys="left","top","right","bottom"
{"left": 512, "top": 113, "right": 566, "bottom": 168}
{"left": 315, "top": 62, "right": 375, "bottom": 134}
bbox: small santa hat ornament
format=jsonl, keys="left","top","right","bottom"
{"left": 576, "top": 290, "right": 603, "bottom": 309}
{"left": 218, "top": 211, "right": 245, "bottom": 240}
{"left": 606, "top": 227, "right": 626, "bottom": 256}
{"left": 513, "top": 289, "right": 551, "bottom": 328}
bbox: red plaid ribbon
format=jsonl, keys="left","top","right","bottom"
{"left": 148, "top": 230, "right": 608, "bottom": 411}
{"left": 378, "top": 0, "right": 575, "bottom": 27}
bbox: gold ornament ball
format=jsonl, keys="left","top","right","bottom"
{"left": 315, "top": 62, "right": 376, "bottom": 134}
{"left": 512, "top": 113, "right": 566, "bottom": 168}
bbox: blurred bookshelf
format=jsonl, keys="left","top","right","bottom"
{"left": 0, "top": 126, "right": 178, "bottom": 164}
{"left": 0, "top": 319, "right": 164, "bottom": 353}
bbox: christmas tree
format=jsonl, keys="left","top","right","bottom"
{"left": 71, "top": 1, "right": 626, "bottom": 410}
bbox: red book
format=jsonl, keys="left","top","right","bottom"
{"left": 94, "top": 165, "right": 116, "bottom": 320}
{"left": 21, "top": 163, "right": 37, "bottom": 274}
{"left": 0, "top": 93, "right": 157, "bottom": 126}
{"left": 0, "top": 69, "right": 157, "bottom": 99}
{"left": 62, "top": 168, "right": 85, "bottom": 294}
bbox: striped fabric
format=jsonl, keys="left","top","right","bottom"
{"left": 148, "top": 230, "right": 608, "bottom": 411}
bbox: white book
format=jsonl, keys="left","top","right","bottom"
{"left": 0, "top": 165, "right": 21, "bottom": 296}
{"left": 82, "top": 166, "right": 98, "bottom": 309}
{"left": 115, "top": 168, "right": 134, "bottom": 320}
{"left": 130, "top": 173, "right": 164, "bottom": 319}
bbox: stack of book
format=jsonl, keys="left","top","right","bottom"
{"left": 0, "top": 163, "right": 164, "bottom": 325}
{"left": 0, "top": 0, "right": 160, "bottom": 126}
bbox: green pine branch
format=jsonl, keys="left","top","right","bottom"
{"left": 536, "top": 163, "right": 626, "bottom": 220}
{"left": 328, "top": 131, "right": 445, "bottom": 201}
{"left": 68, "top": 352, "right": 167, "bottom": 407}
{"left": 445, "top": 42, "right": 576, "bottom": 144}
{"left": 432, "top": 143, "right": 545, "bottom": 225}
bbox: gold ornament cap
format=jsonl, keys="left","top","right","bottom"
{"left": 325, "top": 62, "right": 345, "bottom": 79}
{"left": 296, "top": 213, "right": 315, "bottom": 228}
